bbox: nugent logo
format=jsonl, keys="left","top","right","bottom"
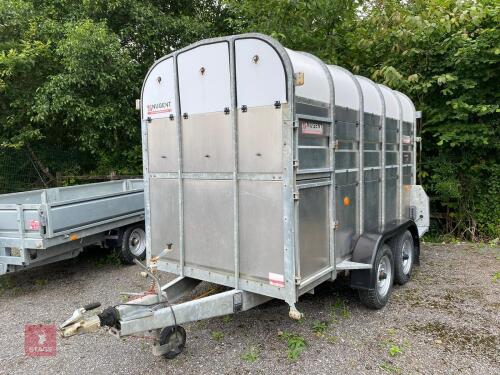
{"left": 147, "top": 101, "right": 172, "bottom": 115}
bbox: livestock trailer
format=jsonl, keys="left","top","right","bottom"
{"left": 60, "top": 33, "right": 429, "bottom": 358}
{"left": 0, "top": 179, "right": 146, "bottom": 274}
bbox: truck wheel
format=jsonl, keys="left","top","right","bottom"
{"left": 359, "top": 244, "right": 394, "bottom": 309}
{"left": 120, "top": 225, "right": 146, "bottom": 264}
{"left": 159, "top": 326, "right": 186, "bottom": 359}
{"left": 391, "top": 230, "right": 414, "bottom": 285}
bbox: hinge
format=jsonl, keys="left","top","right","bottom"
{"left": 224, "top": 107, "right": 230, "bottom": 115}
{"left": 294, "top": 276, "right": 301, "bottom": 285}
{"left": 169, "top": 114, "right": 174, "bottom": 121}
{"left": 293, "top": 159, "right": 299, "bottom": 168}
{"left": 332, "top": 140, "right": 339, "bottom": 150}
{"left": 332, "top": 220, "right": 339, "bottom": 230}
{"left": 183, "top": 113, "right": 188, "bottom": 119}
{"left": 241, "top": 105, "right": 248, "bottom": 113}
{"left": 146, "top": 117, "right": 152, "bottom": 123}
{"left": 274, "top": 101, "right": 281, "bottom": 109}
{"left": 293, "top": 191, "right": 300, "bottom": 200}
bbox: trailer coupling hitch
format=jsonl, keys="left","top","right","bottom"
{"left": 59, "top": 302, "right": 120, "bottom": 338}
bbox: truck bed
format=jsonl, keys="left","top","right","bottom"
{"left": 0, "top": 180, "right": 144, "bottom": 274}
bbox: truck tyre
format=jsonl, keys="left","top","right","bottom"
{"left": 358, "top": 244, "right": 394, "bottom": 309}
{"left": 390, "top": 230, "right": 414, "bottom": 285}
{"left": 159, "top": 326, "right": 186, "bottom": 359}
{"left": 120, "top": 225, "right": 146, "bottom": 264}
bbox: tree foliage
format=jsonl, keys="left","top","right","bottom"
{"left": 0, "top": 0, "right": 498, "bottom": 239}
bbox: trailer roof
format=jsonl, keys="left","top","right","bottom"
{"left": 328, "top": 65, "right": 361, "bottom": 111}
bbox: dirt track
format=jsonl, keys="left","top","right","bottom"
{"left": 0, "top": 242, "right": 498, "bottom": 374}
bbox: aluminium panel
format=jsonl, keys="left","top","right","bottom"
{"left": 182, "top": 112, "right": 234, "bottom": 173}
{"left": 235, "top": 38, "right": 287, "bottom": 107}
{"left": 141, "top": 57, "right": 176, "bottom": 120}
{"left": 147, "top": 118, "right": 179, "bottom": 173}
{"left": 334, "top": 171, "right": 358, "bottom": 261}
{"left": 385, "top": 167, "right": 398, "bottom": 223}
{"left": 363, "top": 169, "right": 381, "bottom": 231}
{"left": 237, "top": 106, "right": 283, "bottom": 173}
{"left": 183, "top": 180, "right": 234, "bottom": 274}
{"left": 238, "top": 180, "right": 284, "bottom": 283}
{"left": 149, "top": 178, "right": 180, "bottom": 261}
{"left": 177, "top": 42, "right": 231, "bottom": 115}
{"left": 49, "top": 191, "right": 144, "bottom": 234}
{"left": 298, "top": 185, "right": 330, "bottom": 279}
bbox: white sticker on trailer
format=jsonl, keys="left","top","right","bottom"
{"left": 301, "top": 121, "right": 323, "bottom": 135}
{"left": 269, "top": 272, "right": 285, "bottom": 287}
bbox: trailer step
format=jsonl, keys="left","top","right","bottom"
{"left": 336, "top": 260, "right": 372, "bottom": 270}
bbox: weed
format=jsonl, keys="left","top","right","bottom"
{"left": 211, "top": 330, "right": 224, "bottom": 342}
{"left": 388, "top": 344, "right": 403, "bottom": 357}
{"left": 312, "top": 320, "right": 328, "bottom": 336}
{"left": 222, "top": 315, "right": 233, "bottom": 324}
{"left": 94, "top": 250, "right": 122, "bottom": 267}
{"left": 492, "top": 272, "right": 500, "bottom": 283}
{"left": 331, "top": 297, "right": 350, "bottom": 320}
{"left": 241, "top": 344, "right": 260, "bottom": 362}
{"left": 326, "top": 335, "right": 337, "bottom": 344}
{"left": 279, "top": 331, "right": 307, "bottom": 360}
{"left": 0, "top": 275, "right": 14, "bottom": 291}
{"left": 379, "top": 362, "right": 401, "bottom": 374}
{"left": 34, "top": 279, "right": 48, "bottom": 287}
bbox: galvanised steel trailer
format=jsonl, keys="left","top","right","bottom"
{"left": 60, "top": 33, "right": 429, "bottom": 359}
{"left": 0, "top": 179, "right": 146, "bottom": 275}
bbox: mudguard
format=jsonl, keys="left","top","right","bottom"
{"left": 350, "top": 219, "right": 420, "bottom": 290}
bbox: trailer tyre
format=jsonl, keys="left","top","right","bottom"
{"left": 358, "top": 244, "right": 394, "bottom": 309}
{"left": 159, "top": 325, "right": 186, "bottom": 359}
{"left": 120, "top": 225, "right": 146, "bottom": 264}
{"left": 391, "top": 230, "right": 414, "bottom": 285}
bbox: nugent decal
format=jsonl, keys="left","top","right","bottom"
{"left": 147, "top": 101, "right": 172, "bottom": 115}
{"left": 300, "top": 120, "right": 324, "bottom": 135}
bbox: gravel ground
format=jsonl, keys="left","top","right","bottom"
{"left": 0, "top": 242, "right": 498, "bottom": 375}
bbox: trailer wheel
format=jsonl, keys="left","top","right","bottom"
{"left": 391, "top": 230, "right": 414, "bottom": 285}
{"left": 120, "top": 225, "right": 146, "bottom": 264}
{"left": 358, "top": 244, "right": 394, "bottom": 309}
{"left": 159, "top": 325, "right": 186, "bottom": 359}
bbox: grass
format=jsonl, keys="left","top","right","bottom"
{"left": 93, "top": 250, "right": 122, "bottom": 267}
{"left": 211, "top": 330, "right": 224, "bottom": 342}
{"left": 222, "top": 315, "right": 233, "bottom": 324}
{"left": 34, "top": 279, "right": 48, "bottom": 287}
{"left": 330, "top": 296, "right": 350, "bottom": 321}
{"left": 311, "top": 320, "right": 328, "bottom": 336}
{"left": 278, "top": 331, "right": 307, "bottom": 361}
{"left": 379, "top": 361, "right": 401, "bottom": 374}
{"left": 388, "top": 344, "right": 403, "bottom": 357}
{"left": 492, "top": 272, "right": 500, "bottom": 283}
{"left": 241, "top": 344, "right": 260, "bottom": 362}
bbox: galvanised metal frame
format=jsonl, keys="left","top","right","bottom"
{"left": 140, "top": 33, "right": 421, "bottom": 321}
{"left": 297, "top": 52, "right": 337, "bottom": 287}
{"left": 394, "top": 94, "right": 404, "bottom": 219}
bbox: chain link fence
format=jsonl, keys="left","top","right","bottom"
{"left": 0, "top": 146, "right": 141, "bottom": 194}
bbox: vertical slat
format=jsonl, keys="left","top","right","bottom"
{"left": 229, "top": 38, "right": 240, "bottom": 289}
{"left": 375, "top": 85, "right": 386, "bottom": 227}
{"left": 396, "top": 96, "right": 404, "bottom": 220}
{"left": 357, "top": 94, "right": 365, "bottom": 235}
{"left": 173, "top": 53, "right": 185, "bottom": 276}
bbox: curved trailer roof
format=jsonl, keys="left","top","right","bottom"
{"left": 141, "top": 33, "right": 415, "bottom": 125}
